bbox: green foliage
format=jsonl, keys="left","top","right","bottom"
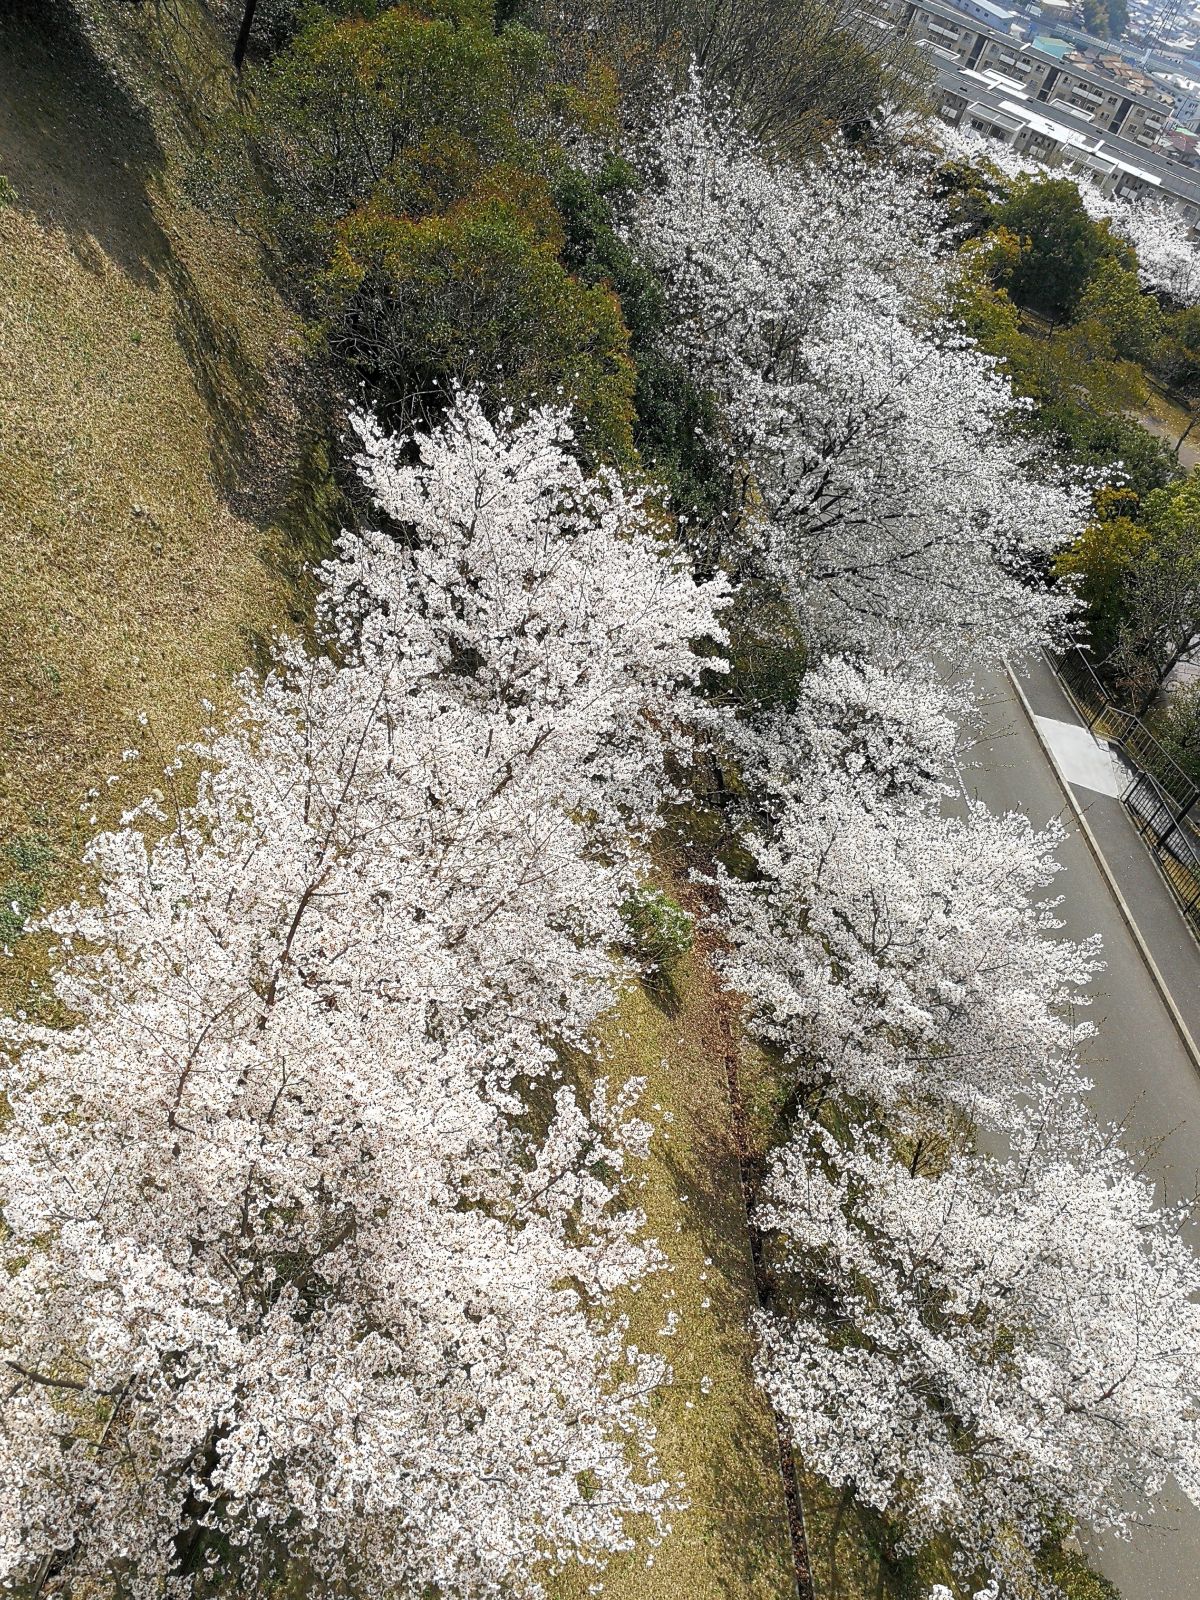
{"left": 1102, "top": 472, "right": 1200, "bottom": 705}
{"left": 991, "top": 178, "right": 1131, "bottom": 321}
{"left": 1054, "top": 488, "right": 1150, "bottom": 659}
{"left": 620, "top": 887, "right": 694, "bottom": 979}
{"left": 1080, "top": 0, "right": 1127, "bottom": 37}
{"left": 0, "top": 831, "right": 55, "bottom": 947}
{"left": 528, "top": 0, "right": 932, "bottom": 156}
{"left": 1075, "top": 255, "right": 1162, "bottom": 364}
{"left": 238, "top": 2, "right": 636, "bottom": 456}
{"left": 1039, "top": 1532, "right": 1121, "bottom": 1600}
{"left": 552, "top": 161, "right": 731, "bottom": 521}
{"left": 327, "top": 187, "right": 637, "bottom": 459}
{"left": 932, "top": 157, "right": 1004, "bottom": 240}
{"left": 1151, "top": 679, "right": 1200, "bottom": 786}
{"left": 952, "top": 177, "right": 1189, "bottom": 678}
{"left": 1152, "top": 301, "right": 1200, "bottom": 405}
{"left": 956, "top": 275, "right": 1176, "bottom": 498}
{"left": 250, "top": 2, "right": 533, "bottom": 243}
{"left": 721, "top": 583, "right": 810, "bottom": 711}
{"left": 237, "top": 0, "right": 426, "bottom": 60}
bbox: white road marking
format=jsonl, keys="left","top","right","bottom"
{"left": 1031, "top": 715, "right": 1129, "bottom": 798}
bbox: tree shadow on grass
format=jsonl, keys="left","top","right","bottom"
{"left": 3, "top": 5, "right": 314, "bottom": 503}
{"left": 0, "top": 3, "right": 172, "bottom": 285}
{"left": 641, "top": 963, "right": 685, "bottom": 1018}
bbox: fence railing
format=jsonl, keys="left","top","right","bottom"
{"left": 1050, "top": 647, "right": 1200, "bottom": 940}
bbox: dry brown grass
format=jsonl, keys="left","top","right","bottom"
{"left": 0, "top": 0, "right": 335, "bottom": 1004}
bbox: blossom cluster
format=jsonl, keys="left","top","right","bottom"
{"left": 756, "top": 1083, "right": 1200, "bottom": 1578}
{"left": 631, "top": 84, "right": 1085, "bottom": 668}
{"left": 723, "top": 659, "right": 1200, "bottom": 1587}
{"left": 0, "top": 398, "right": 727, "bottom": 1597}
{"left": 719, "top": 658, "right": 1100, "bottom": 1136}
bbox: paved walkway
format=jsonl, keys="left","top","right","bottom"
{"left": 962, "top": 658, "right": 1200, "bottom": 1600}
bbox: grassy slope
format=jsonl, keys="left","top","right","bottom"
{"left": 0, "top": 1, "right": 331, "bottom": 1002}
{"left": 0, "top": 12, "right": 797, "bottom": 1593}
{"left": 552, "top": 877, "right": 797, "bottom": 1600}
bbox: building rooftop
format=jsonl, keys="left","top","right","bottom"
{"left": 936, "top": 53, "right": 1200, "bottom": 205}
{"left": 910, "top": 0, "right": 1178, "bottom": 105}
{"left": 1031, "top": 33, "right": 1075, "bottom": 55}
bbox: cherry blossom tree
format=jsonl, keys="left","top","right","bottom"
{"left": 328, "top": 396, "right": 729, "bottom": 859}
{"left": 0, "top": 395, "right": 727, "bottom": 1597}
{"left": 718, "top": 657, "right": 1099, "bottom": 1136}
{"left": 630, "top": 84, "right": 1085, "bottom": 666}
{"left": 755, "top": 1079, "right": 1200, "bottom": 1589}
{"left": 938, "top": 122, "right": 1200, "bottom": 307}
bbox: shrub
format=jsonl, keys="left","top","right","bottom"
{"left": 1075, "top": 255, "right": 1163, "bottom": 364}
{"left": 250, "top": 2, "right": 532, "bottom": 242}
{"left": 620, "top": 887, "right": 694, "bottom": 978}
{"left": 325, "top": 190, "right": 637, "bottom": 458}
{"left": 1054, "top": 489, "right": 1150, "bottom": 660}
{"left": 1152, "top": 680, "right": 1200, "bottom": 786}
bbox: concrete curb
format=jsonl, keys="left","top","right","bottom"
{"left": 1005, "top": 660, "right": 1200, "bottom": 1078}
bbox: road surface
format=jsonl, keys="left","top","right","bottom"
{"left": 962, "top": 656, "right": 1200, "bottom": 1600}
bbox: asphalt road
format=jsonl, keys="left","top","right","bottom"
{"left": 961, "top": 658, "right": 1200, "bottom": 1600}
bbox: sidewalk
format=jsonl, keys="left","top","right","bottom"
{"left": 1013, "top": 652, "right": 1200, "bottom": 1056}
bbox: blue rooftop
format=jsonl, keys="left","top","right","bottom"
{"left": 1032, "top": 34, "right": 1075, "bottom": 57}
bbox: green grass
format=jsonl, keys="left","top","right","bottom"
{"left": 0, "top": 827, "right": 56, "bottom": 948}
{"left": 550, "top": 876, "right": 797, "bottom": 1600}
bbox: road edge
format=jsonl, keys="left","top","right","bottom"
{"left": 1005, "top": 660, "right": 1200, "bottom": 1078}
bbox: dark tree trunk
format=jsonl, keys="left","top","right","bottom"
{"left": 233, "top": 0, "right": 260, "bottom": 71}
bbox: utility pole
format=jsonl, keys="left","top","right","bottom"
{"left": 233, "top": 0, "right": 260, "bottom": 72}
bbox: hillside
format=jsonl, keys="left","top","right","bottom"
{"left": 3, "top": 6, "right": 1199, "bottom": 1600}
{"left": 0, "top": 0, "right": 332, "bottom": 1001}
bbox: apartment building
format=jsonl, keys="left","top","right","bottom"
{"left": 930, "top": 55, "right": 1200, "bottom": 227}
{"left": 893, "top": 0, "right": 1176, "bottom": 146}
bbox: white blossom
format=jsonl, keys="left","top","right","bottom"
{"left": 718, "top": 657, "right": 1098, "bottom": 1134}
{"left": 756, "top": 1083, "right": 1200, "bottom": 1584}
{"left": 0, "top": 396, "right": 727, "bottom": 1597}
{"left": 631, "top": 84, "right": 1084, "bottom": 666}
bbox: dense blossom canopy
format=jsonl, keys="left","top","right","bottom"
{"left": 0, "top": 398, "right": 726, "bottom": 1598}
{"left": 719, "top": 658, "right": 1098, "bottom": 1133}
{"left": 632, "top": 86, "right": 1085, "bottom": 665}
{"left": 6, "top": 53, "right": 1200, "bottom": 1600}
{"left": 756, "top": 1086, "right": 1200, "bottom": 1581}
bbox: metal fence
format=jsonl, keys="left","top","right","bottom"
{"left": 1051, "top": 648, "right": 1200, "bottom": 939}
